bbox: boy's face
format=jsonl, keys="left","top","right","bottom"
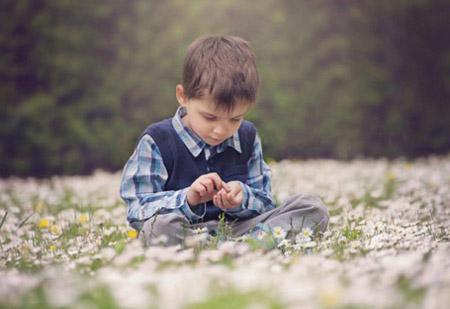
{"left": 176, "top": 85, "right": 250, "bottom": 146}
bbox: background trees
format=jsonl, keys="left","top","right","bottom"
{"left": 1, "top": 0, "right": 449, "bottom": 176}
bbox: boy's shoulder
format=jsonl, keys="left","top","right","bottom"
{"left": 238, "top": 120, "right": 257, "bottom": 155}
{"left": 240, "top": 119, "right": 256, "bottom": 130}
{"left": 239, "top": 120, "right": 257, "bottom": 140}
{"left": 140, "top": 117, "right": 173, "bottom": 139}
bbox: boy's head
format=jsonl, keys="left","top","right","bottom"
{"left": 176, "top": 35, "right": 259, "bottom": 146}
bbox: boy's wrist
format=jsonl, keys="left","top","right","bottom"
{"left": 186, "top": 188, "right": 204, "bottom": 208}
{"left": 180, "top": 189, "right": 205, "bottom": 222}
{"left": 186, "top": 190, "right": 196, "bottom": 207}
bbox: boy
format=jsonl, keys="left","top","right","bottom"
{"left": 120, "top": 35, "right": 329, "bottom": 246}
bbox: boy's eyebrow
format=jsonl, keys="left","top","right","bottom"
{"left": 200, "top": 111, "right": 245, "bottom": 118}
{"left": 201, "top": 111, "right": 245, "bottom": 118}
{"left": 231, "top": 113, "right": 245, "bottom": 118}
{"left": 201, "top": 112, "right": 217, "bottom": 117}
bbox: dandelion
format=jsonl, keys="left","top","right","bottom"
{"left": 78, "top": 213, "right": 89, "bottom": 224}
{"left": 272, "top": 226, "right": 287, "bottom": 240}
{"left": 49, "top": 245, "right": 57, "bottom": 252}
{"left": 38, "top": 218, "right": 50, "bottom": 229}
{"left": 127, "top": 229, "right": 138, "bottom": 239}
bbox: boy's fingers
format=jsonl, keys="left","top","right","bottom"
{"left": 222, "top": 182, "right": 231, "bottom": 192}
{"left": 226, "top": 192, "right": 239, "bottom": 206}
{"left": 217, "top": 195, "right": 224, "bottom": 208}
{"left": 208, "top": 173, "right": 224, "bottom": 191}
{"left": 214, "top": 194, "right": 223, "bottom": 209}
{"left": 229, "top": 184, "right": 241, "bottom": 197}
{"left": 196, "top": 183, "right": 207, "bottom": 196}
{"left": 202, "top": 178, "right": 214, "bottom": 193}
{"left": 227, "top": 191, "right": 236, "bottom": 202}
{"left": 220, "top": 191, "right": 233, "bottom": 209}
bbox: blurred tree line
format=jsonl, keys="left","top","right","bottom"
{"left": 1, "top": 0, "right": 449, "bottom": 176}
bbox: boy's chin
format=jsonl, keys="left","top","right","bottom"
{"left": 205, "top": 137, "right": 224, "bottom": 146}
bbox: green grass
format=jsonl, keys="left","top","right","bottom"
{"left": 184, "top": 287, "right": 284, "bottom": 309}
{"left": 396, "top": 274, "right": 427, "bottom": 304}
{"left": 8, "top": 283, "right": 120, "bottom": 309}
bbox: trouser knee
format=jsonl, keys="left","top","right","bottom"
{"left": 140, "top": 212, "right": 191, "bottom": 246}
{"left": 283, "top": 193, "right": 330, "bottom": 233}
{"left": 307, "top": 194, "right": 329, "bottom": 232}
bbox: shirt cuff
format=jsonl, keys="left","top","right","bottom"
{"left": 179, "top": 187, "right": 206, "bottom": 222}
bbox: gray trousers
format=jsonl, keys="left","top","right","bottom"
{"left": 139, "top": 193, "right": 329, "bottom": 246}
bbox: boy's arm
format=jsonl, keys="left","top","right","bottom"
{"left": 120, "top": 135, "right": 204, "bottom": 230}
{"left": 223, "top": 134, "right": 276, "bottom": 219}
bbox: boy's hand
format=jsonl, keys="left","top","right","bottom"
{"left": 213, "top": 181, "right": 243, "bottom": 210}
{"left": 187, "top": 173, "right": 230, "bottom": 207}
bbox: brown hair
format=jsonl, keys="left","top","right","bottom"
{"left": 182, "top": 35, "right": 259, "bottom": 111}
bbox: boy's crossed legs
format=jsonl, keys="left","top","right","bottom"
{"left": 140, "top": 193, "right": 329, "bottom": 246}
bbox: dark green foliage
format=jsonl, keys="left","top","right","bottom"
{"left": 1, "top": 0, "right": 449, "bottom": 176}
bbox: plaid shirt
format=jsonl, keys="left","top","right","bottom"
{"left": 120, "top": 107, "right": 275, "bottom": 229}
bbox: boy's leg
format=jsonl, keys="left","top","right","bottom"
{"left": 230, "top": 193, "right": 329, "bottom": 238}
{"left": 140, "top": 212, "right": 190, "bottom": 246}
{"left": 139, "top": 211, "right": 219, "bottom": 246}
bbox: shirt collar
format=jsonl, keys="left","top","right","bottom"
{"left": 171, "top": 107, "right": 242, "bottom": 157}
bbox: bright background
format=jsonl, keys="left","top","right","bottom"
{"left": 1, "top": 0, "right": 450, "bottom": 177}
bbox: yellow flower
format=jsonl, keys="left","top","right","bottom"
{"left": 49, "top": 224, "right": 62, "bottom": 235}
{"left": 38, "top": 218, "right": 50, "bottom": 229}
{"left": 49, "top": 245, "right": 57, "bottom": 252}
{"left": 127, "top": 229, "right": 138, "bottom": 239}
{"left": 78, "top": 213, "right": 89, "bottom": 224}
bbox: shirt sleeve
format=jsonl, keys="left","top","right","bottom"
{"left": 120, "top": 135, "right": 204, "bottom": 230}
{"left": 223, "top": 134, "right": 276, "bottom": 219}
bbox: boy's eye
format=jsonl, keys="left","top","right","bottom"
{"left": 203, "top": 115, "right": 216, "bottom": 121}
{"left": 231, "top": 118, "right": 242, "bottom": 123}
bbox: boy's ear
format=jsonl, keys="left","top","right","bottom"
{"left": 176, "top": 84, "right": 187, "bottom": 106}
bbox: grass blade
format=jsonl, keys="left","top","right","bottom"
{"left": 0, "top": 211, "right": 7, "bottom": 230}
{"left": 16, "top": 213, "right": 34, "bottom": 230}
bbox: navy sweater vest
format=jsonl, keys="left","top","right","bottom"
{"left": 141, "top": 118, "right": 256, "bottom": 222}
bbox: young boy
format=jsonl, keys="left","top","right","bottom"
{"left": 120, "top": 35, "right": 329, "bottom": 246}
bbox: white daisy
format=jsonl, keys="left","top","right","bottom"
{"left": 272, "top": 226, "right": 287, "bottom": 240}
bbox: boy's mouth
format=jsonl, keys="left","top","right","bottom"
{"left": 208, "top": 137, "right": 224, "bottom": 145}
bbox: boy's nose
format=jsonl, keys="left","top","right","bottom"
{"left": 213, "top": 125, "right": 227, "bottom": 136}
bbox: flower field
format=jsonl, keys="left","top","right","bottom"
{"left": 1, "top": 156, "right": 449, "bottom": 308}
